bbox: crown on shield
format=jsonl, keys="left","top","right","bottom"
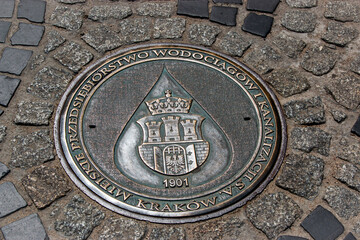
{"left": 145, "top": 90, "right": 192, "bottom": 115}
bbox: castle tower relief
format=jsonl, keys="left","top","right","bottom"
{"left": 162, "top": 116, "right": 180, "bottom": 142}
{"left": 181, "top": 119, "right": 198, "bottom": 141}
{"left": 146, "top": 121, "right": 162, "bottom": 142}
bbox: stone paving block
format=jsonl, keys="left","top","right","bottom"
{"left": 244, "top": 44, "right": 281, "bottom": 74}
{"left": 17, "top": 0, "right": 46, "bottom": 23}
{"left": 272, "top": 31, "right": 306, "bottom": 58}
{"left": 247, "top": 0, "right": 280, "bottom": 13}
{"left": 0, "top": 47, "right": 32, "bottom": 75}
{"left": 136, "top": 2, "right": 175, "bottom": 18}
{"left": 351, "top": 55, "right": 360, "bottom": 76}
{"left": 0, "top": 109, "right": 3, "bottom": 116}
{"left": 189, "top": 23, "right": 221, "bottom": 46}
{"left": 286, "top": 0, "right": 317, "bottom": 8}
{"left": 82, "top": 25, "right": 121, "bottom": 53}
{"left": 57, "top": 0, "right": 85, "bottom": 3}
{"left": 27, "top": 66, "right": 72, "bottom": 100}
{"left": 352, "top": 116, "right": 360, "bottom": 137}
{"left": 218, "top": 30, "right": 252, "bottom": 57}
{"left": 324, "top": 1, "right": 360, "bottom": 22}
{"left": 153, "top": 18, "right": 186, "bottom": 39}
{"left": 213, "top": 0, "right": 242, "bottom": 3}
{"left": 0, "top": 161, "right": 10, "bottom": 180}
{"left": 276, "top": 154, "right": 324, "bottom": 199}
{"left": 325, "top": 73, "right": 360, "bottom": 110}
{"left": 301, "top": 205, "right": 344, "bottom": 240}
{"left": 210, "top": 6, "right": 238, "bottom": 26}
{"left": 0, "top": 75, "right": 21, "bottom": 107}
{"left": 344, "top": 233, "right": 357, "bottom": 240}
{"left": 10, "top": 130, "right": 54, "bottom": 169}
{"left": 14, "top": 101, "right": 53, "bottom": 126}
{"left": 44, "top": 30, "right": 66, "bottom": 53}
{"left": 54, "top": 41, "right": 93, "bottom": 72}
{"left": 51, "top": 6, "right": 84, "bottom": 31}
{"left": 0, "top": 21, "right": 11, "bottom": 43}
{"left": 355, "top": 222, "right": 360, "bottom": 237}
{"left": 177, "top": 0, "right": 209, "bottom": 18}
{"left": 0, "top": 125, "right": 6, "bottom": 143}
{"left": 242, "top": 12, "right": 274, "bottom": 38}
{"left": 22, "top": 165, "right": 71, "bottom": 209}
{"left": 278, "top": 236, "right": 308, "bottom": 240}
{"left": 30, "top": 54, "right": 46, "bottom": 70}
{"left": 322, "top": 22, "right": 358, "bottom": 47}
{"left": 334, "top": 162, "right": 360, "bottom": 192}
{"left": 0, "top": 182, "right": 27, "bottom": 217}
{"left": 283, "top": 96, "right": 325, "bottom": 125}
{"left": 330, "top": 110, "right": 347, "bottom": 123}
{"left": 246, "top": 192, "right": 302, "bottom": 239}
{"left": 0, "top": 0, "right": 15, "bottom": 18}
{"left": 88, "top": 5, "right": 132, "bottom": 21}
{"left": 10, "top": 23, "right": 45, "bottom": 46}
{"left": 281, "top": 10, "right": 317, "bottom": 33}
{"left": 324, "top": 186, "right": 360, "bottom": 220}
{"left": 301, "top": 45, "right": 337, "bottom": 76}
{"left": 1, "top": 214, "right": 48, "bottom": 240}
{"left": 291, "top": 127, "right": 331, "bottom": 156}
{"left": 337, "top": 138, "right": 360, "bottom": 167}
{"left": 54, "top": 195, "right": 105, "bottom": 240}
{"left": 98, "top": 217, "right": 147, "bottom": 240}
{"left": 117, "top": 17, "right": 152, "bottom": 45}
{"left": 265, "top": 68, "right": 310, "bottom": 97}
{"left": 149, "top": 227, "right": 186, "bottom": 240}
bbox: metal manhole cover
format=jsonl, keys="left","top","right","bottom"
{"left": 55, "top": 43, "right": 287, "bottom": 223}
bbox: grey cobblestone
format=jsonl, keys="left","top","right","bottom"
{"left": 330, "top": 110, "right": 347, "bottom": 123}
{"left": 14, "top": 101, "right": 53, "bottom": 126}
{"left": 154, "top": 18, "right": 186, "bottom": 39}
{"left": 334, "top": 162, "right": 360, "bottom": 192}
{"left": 30, "top": 54, "right": 46, "bottom": 70}
{"left": 218, "top": 31, "right": 252, "bottom": 57}
{"left": 10, "top": 23, "right": 45, "bottom": 46}
{"left": 149, "top": 227, "right": 186, "bottom": 240}
{"left": 244, "top": 44, "right": 281, "bottom": 74}
{"left": 0, "top": 182, "right": 27, "bottom": 217}
{"left": 322, "top": 22, "right": 358, "bottom": 47}
{"left": 272, "top": 31, "right": 306, "bottom": 58}
{"left": 82, "top": 26, "right": 121, "bottom": 53}
{"left": 51, "top": 6, "right": 84, "bottom": 31}
{"left": 291, "top": 127, "right": 331, "bottom": 156}
{"left": 98, "top": 217, "right": 147, "bottom": 240}
{"left": 0, "top": 47, "right": 32, "bottom": 75}
{"left": 285, "top": 0, "right": 317, "bottom": 8}
{"left": 0, "top": 75, "right": 21, "bottom": 106}
{"left": 17, "top": 0, "right": 46, "bottom": 23}
{"left": 301, "top": 45, "right": 337, "bottom": 76}
{"left": 324, "top": 1, "right": 360, "bottom": 22}
{"left": 337, "top": 138, "right": 360, "bottom": 166}
{"left": 0, "top": 161, "right": 9, "bottom": 179}
{"left": 117, "top": 17, "right": 152, "bottom": 45}
{"left": 57, "top": 0, "right": 85, "bottom": 3}
{"left": 88, "top": 5, "right": 132, "bottom": 21}
{"left": 44, "top": 30, "right": 66, "bottom": 53}
{"left": 281, "top": 10, "right": 317, "bottom": 33}
{"left": 0, "top": 125, "right": 6, "bottom": 143}
{"left": 351, "top": 55, "right": 360, "bottom": 75}
{"left": 0, "top": 0, "right": 14, "bottom": 18}
{"left": 136, "top": 2, "right": 176, "bottom": 18}
{"left": 189, "top": 24, "right": 221, "bottom": 46}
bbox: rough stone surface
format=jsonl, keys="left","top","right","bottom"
{"left": 10, "top": 130, "right": 54, "bottom": 169}
{"left": 301, "top": 205, "right": 344, "bottom": 240}
{"left": 0, "top": 0, "right": 15, "bottom": 18}
{"left": 283, "top": 96, "right": 325, "bottom": 125}
{"left": 54, "top": 195, "right": 105, "bottom": 240}
{"left": 344, "top": 233, "right": 357, "bottom": 240}
{"left": 291, "top": 127, "right": 331, "bottom": 156}
{"left": 322, "top": 22, "right": 358, "bottom": 47}
{"left": 88, "top": 5, "right": 132, "bottom": 21}
{"left": 277, "top": 236, "right": 308, "bottom": 240}
{"left": 334, "top": 162, "right": 360, "bottom": 192}
{"left": 265, "top": 68, "right": 310, "bottom": 97}
{"left": 210, "top": 6, "right": 238, "bottom": 26}
{"left": 153, "top": 18, "right": 186, "bottom": 39}
{"left": 0, "top": 161, "right": 9, "bottom": 180}
{"left": 193, "top": 217, "right": 261, "bottom": 240}
{"left": 246, "top": 0, "right": 280, "bottom": 13}
{"left": 276, "top": 154, "right": 324, "bottom": 199}
{"left": 354, "top": 223, "right": 360, "bottom": 238}
{"left": 10, "top": 23, "right": 45, "bottom": 46}
{"left": 244, "top": 44, "right": 281, "bottom": 74}
{"left": 117, "top": 17, "right": 152, "bottom": 45}
{"left": 14, "top": 101, "right": 53, "bottom": 126}
{"left": 0, "top": 75, "right": 21, "bottom": 107}
{"left": 246, "top": 192, "right": 302, "bottom": 239}
{"left": 337, "top": 138, "right": 360, "bottom": 166}
{"left": 281, "top": 10, "right": 316, "bottom": 33}
{"left": 0, "top": 125, "right": 6, "bottom": 143}
{"left": 27, "top": 66, "right": 72, "bottom": 100}
{"left": 44, "top": 30, "right": 66, "bottom": 53}
{"left": 54, "top": 41, "right": 93, "bottom": 72}
{"left": 324, "top": 186, "right": 360, "bottom": 220}
{"left": 0, "top": 21, "right": 11, "bottom": 43}
{"left": 177, "top": 0, "right": 209, "bottom": 18}
{"left": 286, "top": 0, "right": 317, "bottom": 8}
{"left": 98, "top": 217, "right": 147, "bottom": 240}
{"left": 325, "top": 73, "right": 360, "bottom": 110}
{"left": 272, "top": 32, "right": 306, "bottom": 58}
{"left": 136, "top": 2, "right": 175, "bottom": 18}
{"left": 149, "top": 227, "right": 186, "bottom": 240}
{"left": 242, "top": 12, "right": 274, "bottom": 38}
{"left": 82, "top": 26, "right": 121, "bottom": 53}
{"left": 0, "top": 182, "right": 27, "bottom": 217}
{"left": 51, "top": 6, "right": 84, "bottom": 31}
{"left": 218, "top": 31, "right": 252, "bottom": 57}
{"left": 0, "top": 47, "right": 32, "bottom": 75}
{"left": 351, "top": 55, "right": 360, "bottom": 76}
{"left": 1, "top": 214, "right": 48, "bottom": 240}
{"left": 30, "top": 54, "right": 46, "bottom": 70}
{"left": 189, "top": 23, "right": 221, "bottom": 46}
{"left": 324, "top": 1, "right": 360, "bottom": 22}
{"left": 22, "top": 165, "right": 71, "bottom": 209}
{"left": 213, "top": 0, "right": 242, "bottom": 3}
{"left": 57, "top": 0, "right": 85, "bottom": 3}
{"left": 17, "top": 0, "right": 46, "bottom": 23}
{"left": 301, "top": 45, "right": 337, "bottom": 76}
{"left": 331, "top": 110, "right": 347, "bottom": 123}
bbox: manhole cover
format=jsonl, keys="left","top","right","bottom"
{"left": 55, "top": 44, "right": 286, "bottom": 223}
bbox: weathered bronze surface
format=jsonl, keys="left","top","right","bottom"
{"left": 55, "top": 44, "right": 287, "bottom": 223}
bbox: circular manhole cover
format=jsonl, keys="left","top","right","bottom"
{"left": 55, "top": 43, "right": 287, "bottom": 223}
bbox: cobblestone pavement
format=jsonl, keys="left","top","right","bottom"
{"left": 0, "top": 0, "right": 360, "bottom": 239}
